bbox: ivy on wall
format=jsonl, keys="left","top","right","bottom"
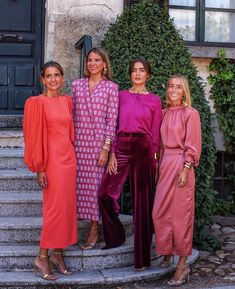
{"left": 208, "top": 49, "right": 235, "bottom": 153}
{"left": 208, "top": 49, "right": 235, "bottom": 216}
{"left": 102, "top": 0, "right": 217, "bottom": 249}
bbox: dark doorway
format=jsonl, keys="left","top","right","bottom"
{"left": 0, "top": 0, "right": 45, "bottom": 114}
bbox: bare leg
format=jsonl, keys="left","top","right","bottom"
{"left": 34, "top": 248, "right": 57, "bottom": 280}
{"left": 167, "top": 256, "right": 190, "bottom": 286}
{"left": 81, "top": 220, "right": 99, "bottom": 250}
{"left": 159, "top": 255, "right": 173, "bottom": 268}
{"left": 49, "top": 248, "right": 72, "bottom": 275}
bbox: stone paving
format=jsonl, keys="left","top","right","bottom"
{"left": 122, "top": 215, "right": 235, "bottom": 289}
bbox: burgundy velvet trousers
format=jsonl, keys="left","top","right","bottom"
{"left": 99, "top": 133, "right": 156, "bottom": 269}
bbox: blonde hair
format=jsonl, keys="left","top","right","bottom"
{"left": 166, "top": 74, "right": 192, "bottom": 107}
{"left": 84, "top": 47, "right": 113, "bottom": 81}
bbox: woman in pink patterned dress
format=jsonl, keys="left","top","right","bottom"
{"left": 72, "top": 47, "right": 119, "bottom": 249}
{"left": 152, "top": 74, "right": 202, "bottom": 286}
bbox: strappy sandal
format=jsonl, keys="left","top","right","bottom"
{"left": 34, "top": 255, "right": 57, "bottom": 281}
{"left": 49, "top": 250, "right": 72, "bottom": 275}
{"left": 167, "top": 264, "right": 190, "bottom": 286}
{"left": 159, "top": 255, "right": 174, "bottom": 268}
{"left": 80, "top": 225, "right": 100, "bottom": 250}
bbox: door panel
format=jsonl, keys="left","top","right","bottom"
{"left": 0, "top": 0, "right": 44, "bottom": 114}
{"left": 0, "top": 0, "right": 32, "bottom": 31}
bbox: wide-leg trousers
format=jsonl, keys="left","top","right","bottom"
{"left": 99, "top": 133, "right": 156, "bottom": 269}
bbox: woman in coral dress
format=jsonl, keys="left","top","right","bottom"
{"left": 23, "top": 61, "right": 77, "bottom": 281}
{"left": 152, "top": 74, "right": 202, "bottom": 286}
{"left": 72, "top": 47, "right": 119, "bottom": 249}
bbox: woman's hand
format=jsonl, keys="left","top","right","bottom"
{"left": 37, "top": 172, "right": 48, "bottom": 188}
{"left": 97, "top": 149, "right": 109, "bottom": 167}
{"left": 107, "top": 152, "right": 118, "bottom": 175}
{"left": 178, "top": 167, "right": 189, "bottom": 187}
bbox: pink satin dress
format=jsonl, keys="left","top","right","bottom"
{"left": 152, "top": 106, "right": 201, "bottom": 256}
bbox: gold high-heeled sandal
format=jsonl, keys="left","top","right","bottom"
{"left": 49, "top": 251, "right": 72, "bottom": 275}
{"left": 80, "top": 225, "right": 100, "bottom": 250}
{"left": 34, "top": 255, "right": 57, "bottom": 281}
{"left": 167, "top": 264, "right": 190, "bottom": 286}
{"left": 159, "top": 255, "right": 174, "bottom": 268}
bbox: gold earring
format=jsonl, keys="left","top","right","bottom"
{"left": 103, "top": 67, "right": 107, "bottom": 75}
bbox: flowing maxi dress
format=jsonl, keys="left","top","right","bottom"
{"left": 152, "top": 106, "right": 201, "bottom": 257}
{"left": 23, "top": 95, "right": 77, "bottom": 248}
{"left": 72, "top": 78, "right": 119, "bottom": 222}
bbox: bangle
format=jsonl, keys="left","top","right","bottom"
{"left": 154, "top": 152, "right": 160, "bottom": 160}
{"left": 104, "top": 137, "right": 112, "bottom": 146}
{"left": 184, "top": 161, "right": 192, "bottom": 169}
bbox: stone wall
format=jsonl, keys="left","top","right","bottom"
{"left": 192, "top": 57, "right": 225, "bottom": 150}
{"left": 44, "top": 0, "right": 123, "bottom": 93}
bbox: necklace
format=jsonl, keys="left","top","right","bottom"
{"left": 129, "top": 87, "right": 148, "bottom": 94}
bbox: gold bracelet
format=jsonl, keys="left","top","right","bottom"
{"left": 154, "top": 152, "right": 160, "bottom": 160}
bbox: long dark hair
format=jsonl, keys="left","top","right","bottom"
{"left": 128, "top": 56, "right": 151, "bottom": 77}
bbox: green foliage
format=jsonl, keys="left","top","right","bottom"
{"left": 208, "top": 49, "right": 235, "bottom": 216}
{"left": 208, "top": 49, "right": 235, "bottom": 153}
{"left": 102, "top": 0, "right": 216, "bottom": 249}
{"left": 211, "top": 192, "right": 235, "bottom": 216}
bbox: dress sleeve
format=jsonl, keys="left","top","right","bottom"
{"left": 66, "top": 95, "right": 75, "bottom": 144}
{"left": 105, "top": 83, "right": 119, "bottom": 140}
{"left": 184, "top": 108, "right": 202, "bottom": 167}
{"left": 23, "top": 97, "right": 48, "bottom": 173}
{"left": 151, "top": 97, "right": 162, "bottom": 153}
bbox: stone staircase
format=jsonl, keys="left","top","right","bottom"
{"left": 0, "top": 115, "right": 199, "bottom": 289}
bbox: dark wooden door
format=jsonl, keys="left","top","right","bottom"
{"left": 0, "top": 0, "right": 45, "bottom": 114}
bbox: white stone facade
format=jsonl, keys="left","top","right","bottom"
{"left": 44, "top": 0, "right": 123, "bottom": 92}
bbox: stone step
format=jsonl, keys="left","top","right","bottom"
{"left": 0, "top": 235, "right": 154, "bottom": 271}
{"left": 0, "top": 191, "right": 42, "bottom": 217}
{"left": 0, "top": 215, "right": 133, "bottom": 244}
{"left": 0, "top": 129, "right": 24, "bottom": 148}
{"left": 0, "top": 169, "right": 38, "bottom": 191}
{"left": 0, "top": 148, "right": 25, "bottom": 169}
{"left": 0, "top": 115, "right": 23, "bottom": 129}
{"left": 0, "top": 249, "right": 199, "bottom": 289}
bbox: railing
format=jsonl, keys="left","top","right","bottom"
{"left": 75, "top": 35, "right": 93, "bottom": 78}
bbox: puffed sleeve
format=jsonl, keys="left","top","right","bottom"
{"left": 151, "top": 97, "right": 162, "bottom": 154}
{"left": 105, "top": 82, "right": 119, "bottom": 140}
{"left": 66, "top": 95, "right": 75, "bottom": 144}
{"left": 23, "top": 97, "right": 48, "bottom": 172}
{"left": 184, "top": 108, "right": 202, "bottom": 167}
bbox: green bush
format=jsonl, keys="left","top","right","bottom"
{"left": 102, "top": 0, "right": 217, "bottom": 249}
{"left": 208, "top": 49, "right": 235, "bottom": 216}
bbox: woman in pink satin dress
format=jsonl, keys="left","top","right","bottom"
{"left": 152, "top": 74, "right": 202, "bottom": 286}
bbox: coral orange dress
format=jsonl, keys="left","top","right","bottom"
{"left": 152, "top": 106, "right": 201, "bottom": 256}
{"left": 23, "top": 95, "right": 77, "bottom": 248}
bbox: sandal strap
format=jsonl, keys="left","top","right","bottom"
{"left": 38, "top": 254, "right": 49, "bottom": 259}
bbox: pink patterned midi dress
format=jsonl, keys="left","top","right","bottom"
{"left": 72, "top": 78, "right": 119, "bottom": 221}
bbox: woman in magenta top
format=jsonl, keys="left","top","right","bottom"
{"left": 99, "top": 57, "right": 162, "bottom": 270}
{"left": 152, "top": 74, "right": 202, "bottom": 286}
